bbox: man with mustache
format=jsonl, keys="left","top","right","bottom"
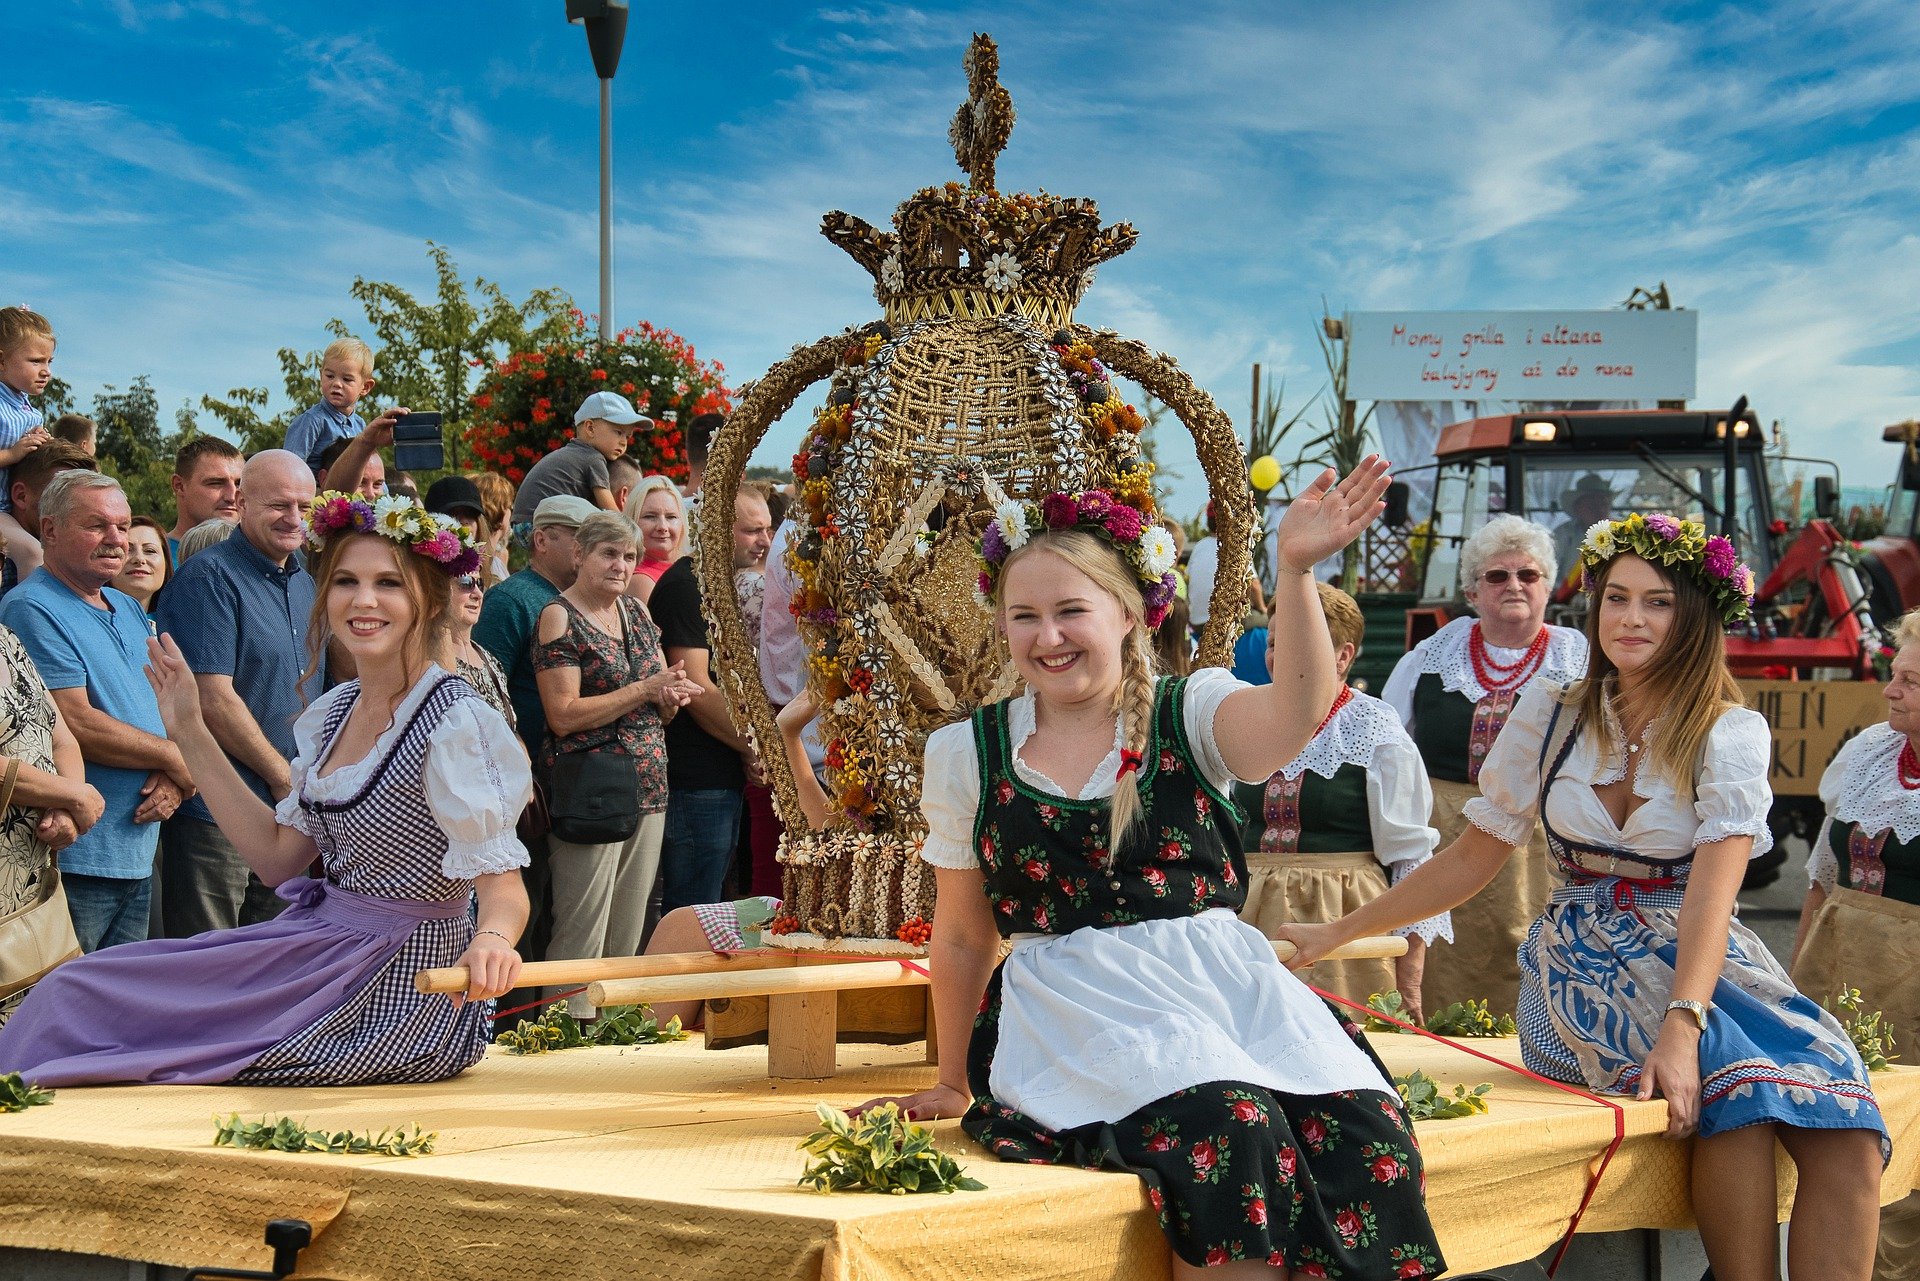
{"left": 0, "top": 471, "right": 189, "bottom": 950}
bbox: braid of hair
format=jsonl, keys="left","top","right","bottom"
{"left": 1107, "top": 626, "right": 1159, "bottom": 857}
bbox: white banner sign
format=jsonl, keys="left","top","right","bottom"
{"left": 1346, "top": 310, "right": 1697, "bottom": 402}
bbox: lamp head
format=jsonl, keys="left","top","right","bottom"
{"left": 566, "top": 0, "right": 629, "bottom": 80}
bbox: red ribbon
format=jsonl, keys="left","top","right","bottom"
{"left": 1117, "top": 749, "right": 1145, "bottom": 778}
{"left": 1312, "top": 986, "right": 1626, "bottom": 1278}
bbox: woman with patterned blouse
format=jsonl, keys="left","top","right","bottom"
{"left": 0, "top": 625, "right": 103, "bottom": 1027}
{"left": 534, "top": 512, "right": 700, "bottom": 1017}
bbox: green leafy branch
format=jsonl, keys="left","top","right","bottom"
{"left": 496, "top": 1002, "right": 688, "bottom": 1055}
{"left": 0, "top": 1072, "right": 53, "bottom": 1113}
{"left": 213, "top": 1114, "right": 436, "bottom": 1156}
{"left": 1363, "top": 990, "right": 1516, "bottom": 1038}
{"left": 1829, "top": 987, "right": 1899, "bottom": 1071}
{"left": 798, "top": 1103, "right": 985, "bottom": 1195}
{"left": 1394, "top": 1071, "right": 1492, "bottom": 1121}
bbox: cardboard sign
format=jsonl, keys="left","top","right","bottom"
{"left": 1736, "top": 679, "right": 1886, "bottom": 798}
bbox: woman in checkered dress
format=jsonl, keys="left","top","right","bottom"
{"left": 0, "top": 493, "right": 531, "bottom": 1087}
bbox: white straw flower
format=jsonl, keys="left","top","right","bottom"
{"left": 1582, "top": 520, "right": 1615, "bottom": 559}
{"left": 994, "top": 500, "right": 1030, "bottom": 550}
{"left": 880, "top": 254, "right": 904, "bottom": 293}
{"left": 982, "top": 252, "right": 1023, "bottom": 294}
{"left": 1139, "top": 525, "right": 1177, "bottom": 577}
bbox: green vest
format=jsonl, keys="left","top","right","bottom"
{"left": 1234, "top": 762, "right": 1373, "bottom": 854}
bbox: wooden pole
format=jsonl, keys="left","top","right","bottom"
{"left": 588, "top": 959, "right": 930, "bottom": 1008}
{"left": 417, "top": 936, "right": 1410, "bottom": 999}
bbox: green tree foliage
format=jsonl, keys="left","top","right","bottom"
{"left": 91, "top": 377, "right": 191, "bottom": 525}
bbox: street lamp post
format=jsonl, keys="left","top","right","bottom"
{"left": 566, "top": 0, "right": 629, "bottom": 343}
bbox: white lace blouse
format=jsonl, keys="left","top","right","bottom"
{"left": 274, "top": 665, "right": 534, "bottom": 880}
{"left": 1461, "top": 680, "right": 1775, "bottom": 862}
{"left": 1380, "top": 616, "right": 1589, "bottom": 725}
{"left": 920, "top": 667, "right": 1244, "bottom": 870}
{"left": 1808, "top": 722, "right": 1920, "bottom": 892}
{"left": 1275, "top": 692, "right": 1450, "bottom": 943}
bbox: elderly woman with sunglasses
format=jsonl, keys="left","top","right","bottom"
{"left": 1381, "top": 514, "right": 1588, "bottom": 1016}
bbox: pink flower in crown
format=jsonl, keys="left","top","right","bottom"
{"left": 1102, "top": 505, "right": 1144, "bottom": 543}
{"left": 1703, "top": 535, "right": 1737, "bottom": 579}
{"left": 416, "top": 528, "right": 462, "bottom": 564}
{"left": 1644, "top": 513, "right": 1681, "bottom": 540}
{"left": 1040, "top": 493, "right": 1081, "bottom": 529}
{"left": 1076, "top": 489, "right": 1116, "bottom": 521}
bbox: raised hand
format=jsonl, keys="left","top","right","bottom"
{"left": 1274, "top": 456, "right": 1393, "bottom": 574}
{"left": 144, "top": 633, "right": 207, "bottom": 738}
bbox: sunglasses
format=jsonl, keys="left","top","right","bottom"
{"left": 1480, "top": 568, "right": 1544, "bottom": 585}
{"left": 454, "top": 574, "right": 483, "bottom": 591}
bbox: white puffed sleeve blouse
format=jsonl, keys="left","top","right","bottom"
{"left": 275, "top": 666, "right": 534, "bottom": 879}
{"left": 919, "top": 667, "right": 1245, "bottom": 870}
{"left": 1461, "top": 680, "right": 1775, "bottom": 860}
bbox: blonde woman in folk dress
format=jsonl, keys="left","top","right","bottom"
{"left": 1236, "top": 582, "right": 1449, "bottom": 1021}
{"left": 1380, "top": 514, "right": 1587, "bottom": 1016}
{"left": 866, "top": 460, "right": 1447, "bottom": 1280}
{"left": 1792, "top": 606, "right": 1920, "bottom": 1281}
{"left": 1291, "top": 515, "right": 1888, "bottom": 1281}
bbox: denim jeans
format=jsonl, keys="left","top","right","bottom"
{"left": 63, "top": 872, "right": 152, "bottom": 952}
{"left": 659, "top": 787, "right": 743, "bottom": 916}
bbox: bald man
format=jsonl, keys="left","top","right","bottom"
{"left": 152, "top": 449, "right": 323, "bottom": 936}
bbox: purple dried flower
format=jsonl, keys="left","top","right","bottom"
{"left": 1703, "top": 535, "right": 1737, "bottom": 579}
{"left": 982, "top": 522, "right": 1009, "bottom": 563}
{"left": 1644, "top": 513, "right": 1681, "bottom": 540}
{"left": 1076, "top": 490, "right": 1116, "bottom": 521}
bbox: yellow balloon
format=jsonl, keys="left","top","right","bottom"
{"left": 1249, "top": 455, "right": 1281, "bottom": 492}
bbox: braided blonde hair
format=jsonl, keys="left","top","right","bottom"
{"left": 995, "top": 530, "right": 1158, "bottom": 853}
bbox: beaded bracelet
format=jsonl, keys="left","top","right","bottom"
{"left": 474, "top": 928, "right": 516, "bottom": 946}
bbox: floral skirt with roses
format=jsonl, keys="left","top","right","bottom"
{"left": 963, "top": 965, "right": 1445, "bottom": 1276}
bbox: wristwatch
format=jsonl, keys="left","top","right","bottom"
{"left": 1666, "top": 999, "right": 1711, "bottom": 1031}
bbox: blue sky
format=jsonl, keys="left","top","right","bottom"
{"left": 6, "top": 0, "right": 1919, "bottom": 517}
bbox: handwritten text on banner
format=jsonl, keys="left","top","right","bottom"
{"left": 1346, "top": 310, "right": 1698, "bottom": 402}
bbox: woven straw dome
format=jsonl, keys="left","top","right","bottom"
{"left": 697, "top": 35, "right": 1257, "bottom": 945}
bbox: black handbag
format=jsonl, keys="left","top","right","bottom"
{"left": 547, "top": 599, "right": 644, "bottom": 846}
{"left": 547, "top": 749, "right": 640, "bottom": 845}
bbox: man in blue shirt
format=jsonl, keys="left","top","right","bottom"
{"left": 153, "top": 449, "right": 320, "bottom": 936}
{"left": 0, "top": 472, "right": 190, "bottom": 951}
{"left": 474, "top": 494, "right": 592, "bottom": 766}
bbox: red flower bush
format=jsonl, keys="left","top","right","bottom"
{"left": 465, "top": 313, "right": 732, "bottom": 486}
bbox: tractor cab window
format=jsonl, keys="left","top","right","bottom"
{"left": 1519, "top": 454, "right": 1771, "bottom": 580}
{"left": 1419, "top": 456, "right": 1502, "bottom": 601}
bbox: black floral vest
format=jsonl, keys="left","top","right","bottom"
{"left": 971, "top": 676, "right": 1248, "bottom": 936}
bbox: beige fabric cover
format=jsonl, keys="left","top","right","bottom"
{"left": 1239, "top": 850, "right": 1398, "bottom": 1006}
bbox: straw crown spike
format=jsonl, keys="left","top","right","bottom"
{"left": 820, "top": 33, "right": 1138, "bottom": 327}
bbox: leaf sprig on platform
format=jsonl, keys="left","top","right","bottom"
{"left": 496, "top": 1002, "right": 688, "bottom": 1055}
{"left": 798, "top": 1103, "right": 985, "bottom": 1194}
{"left": 0, "top": 1072, "right": 52, "bottom": 1113}
{"left": 1394, "top": 1071, "right": 1492, "bottom": 1121}
{"left": 1363, "top": 991, "right": 1516, "bottom": 1037}
{"left": 213, "top": 1114, "right": 436, "bottom": 1156}
{"left": 1830, "top": 986, "right": 1898, "bottom": 1071}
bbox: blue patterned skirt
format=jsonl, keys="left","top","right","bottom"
{"left": 1517, "top": 878, "right": 1888, "bottom": 1156}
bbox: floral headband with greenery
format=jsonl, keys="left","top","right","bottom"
{"left": 978, "top": 489, "right": 1180, "bottom": 627}
{"left": 1578, "top": 512, "right": 1754, "bottom": 625}
{"left": 307, "top": 491, "right": 483, "bottom": 579}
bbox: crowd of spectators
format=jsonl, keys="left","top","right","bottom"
{"left": 0, "top": 314, "right": 799, "bottom": 1030}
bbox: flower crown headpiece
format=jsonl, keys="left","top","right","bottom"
{"left": 306, "top": 491, "right": 483, "bottom": 579}
{"left": 1578, "top": 512, "right": 1754, "bottom": 625}
{"left": 977, "top": 489, "right": 1180, "bottom": 627}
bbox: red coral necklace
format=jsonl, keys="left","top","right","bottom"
{"left": 1897, "top": 740, "right": 1920, "bottom": 791}
{"left": 1469, "top": 623, "right": 1548, "bottom": 694}
{"left": 1316, "top": 685, "right": 1355, "bottom": 736}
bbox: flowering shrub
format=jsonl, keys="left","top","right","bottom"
{"left": 464, "top": 313, "right": 733, "bottom": 485}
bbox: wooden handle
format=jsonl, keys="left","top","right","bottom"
{"left": 1276, "top": 935, "right": 1408, "bottom": 963}
{"left": 588, "top": 959, "right": 928, "bottom": 1008}
{"left": 413, "top": 948, "right": 826, "bottom": 995}
{"left": 416, "top": 935, "right": 1408, "bottom": 998}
